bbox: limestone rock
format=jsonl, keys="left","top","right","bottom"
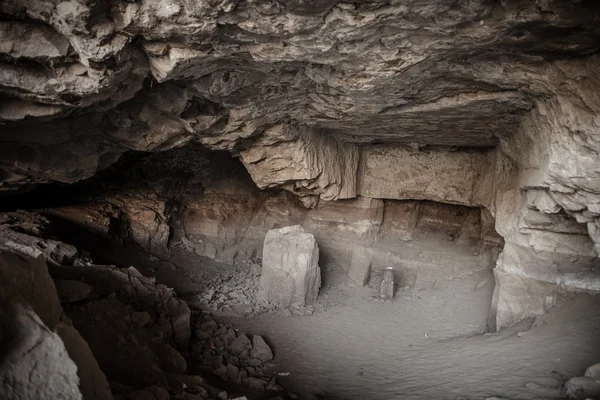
{"left": 240, "top": 123, "right": 359, "bottom": 202}
{"left": 250, "top": 336, "right": 274, "bottom": 363}
{"left": 259, "top": 225, "right": 321, "bottom": 308}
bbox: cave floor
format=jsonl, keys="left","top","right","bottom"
{"left": 162, "top": 242, "right": 600, "bottom": 400}
{"left": 45, "top": 215, "right": 600, "bottom": 400}
{"left": 218, "top": 287, "right": 600, "bottom": 400}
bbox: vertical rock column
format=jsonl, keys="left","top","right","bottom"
{"left": 259, "top": 225, "right": 321, "bottom": 307}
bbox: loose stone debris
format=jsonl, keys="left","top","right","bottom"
{"left": 190, "top": 311, "right": 283, "bottom": 393}
{"left": 0, "top": 213, "right": 291, "bottom": 400}
{"left": 188, "top": 260, "right": 320, "bottom": 319}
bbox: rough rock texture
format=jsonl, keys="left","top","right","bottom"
{"left": 0, "top": 303, "right": 82, "bottom": 400}
{"left": 259, "top": 225, "right": 321, "bottom": 308}
{"left": 240, "top": 123, "right": 359, "bottom": 204}
{"left": 564, "top": 376, "right": 600, "bottom": 400}
{"left": 1, "top": 1, "right": 600, "bottom": 192}
{"left": 0, "top": 242, "right": 113, "bottom": 400}
{"left": 1, "top": 1, "right": 600, "bottom": 331}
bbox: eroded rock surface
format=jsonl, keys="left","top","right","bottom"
{"left": 259, "top": 225, "right": 321, "bottom": 308}
{"left": 1, "top": 0, "right": 600, "bottom": 334}
{"left": 0, "top": 242, "right": 112, "bottom": 400}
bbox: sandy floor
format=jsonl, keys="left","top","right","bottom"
{"left": 219, "top": 285, "right": 600, "bottom": 400}
{"left": 46, "top": 216, "right": 600, "bottom": 400}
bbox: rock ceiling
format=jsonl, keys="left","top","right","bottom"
{"left": 1, "top": 0, "right": 600, "bottom": 190}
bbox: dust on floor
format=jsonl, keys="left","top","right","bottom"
{"left": 219, "top": 284, "right": 600, "bottom": 400}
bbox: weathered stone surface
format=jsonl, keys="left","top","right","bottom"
{"left": 259, "top": 225, "right": 321, "bottom": 308}
{"left": 240, "top": 123, "right": 359, "bottom": 202}
{"left": 585, "top": 363, "right": 600, "bottom": 380}
{"left": 229, "top": 334, "right": 252, "bottom": 357}
{"left": 358, "top": 146, "right": 494, "bottom": 207}
{"left": 564, "top": 376, "right": 600, "bottom": 400}
{"left": 250, "top": 336, "right": 273, "bottom": 363}
{"left": 0, "top": 243, "right": 112, "bottom": 400}
{"left": 0, "top": 304, "right": 82, "bottom": 400}
{"left": 55, "top": 279, "right": 93, "bottom": 303}
{"left": 0, "top": 1, "right": 599, "bottom": 195}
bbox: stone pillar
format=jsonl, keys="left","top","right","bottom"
{"left": 259, "top": 225, "right": 321, "bottom": 307}
{"left": 380, "top": 267, "right": 395, "bottom": 299}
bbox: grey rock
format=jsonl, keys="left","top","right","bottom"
{"left": 585, "top": 363, "right": 600, "bottom": 380}
{"left": 247, "top": 377, "right": 268, "bottom": 390}
{"left": 564, "top": 376, "right": 600, "bottom": 400}
{"left": 154, "top": 343, "right": 187, "bottom": 374}
{"left": 131, "top": 311, "right": 152, "bottom": 327}
{"left": 226, "top": 364, "right": 239, "bottom": 379}
{"left": 54, "top": 279, "right": 92, "bottom": 303}
{"left": 212, "top": 365, "right": 227, "bottom": 377}
{"left": 250, "top": 335, "right": 273, "bottom": 363}
{"left": 248, "top": 358, "right": 262, "bottom": 368}
{"left": 259, "top": 226, "right": 321, "bottom": 308}
{"left": 229, "top": 334, "right": 252, "bottom": 356}
{"left": 0, "top": 304, "right": 82, "bottom": 400}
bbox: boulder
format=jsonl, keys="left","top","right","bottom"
{"left": 564, "top": 376, "right": 600, "bottom": 399}
{"left": 585, "top": 362, "right": 600, "bottom": 380}
{"left": 0, "top": 303, "right": 82, "bottom": 400}
{"left": 250, "top": 336, "right": 273, "bottom": 363}
{"left": 0, "top": 243, "right": 112, "bottom": 400}
{"left": 259, "top": 225, "right": 321, "bottom": 307}
{"left": 154, "top": 344, "right": 187, "bottom": 374}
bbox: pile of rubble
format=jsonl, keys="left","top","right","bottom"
{"left": 190, "top": 312, "right": 287, "bottom": 394}
{"left": 0, "top": 211, "right": 292, "bottom": 400}
{"left": 192, "top": 262, "right": 263, "bottom": 315}
{"left": 190, "top": 262, "right": 317, "bottom": 318}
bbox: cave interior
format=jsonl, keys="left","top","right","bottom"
{"left": 1, "top": 1, "right": 600, "bottom": 400}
